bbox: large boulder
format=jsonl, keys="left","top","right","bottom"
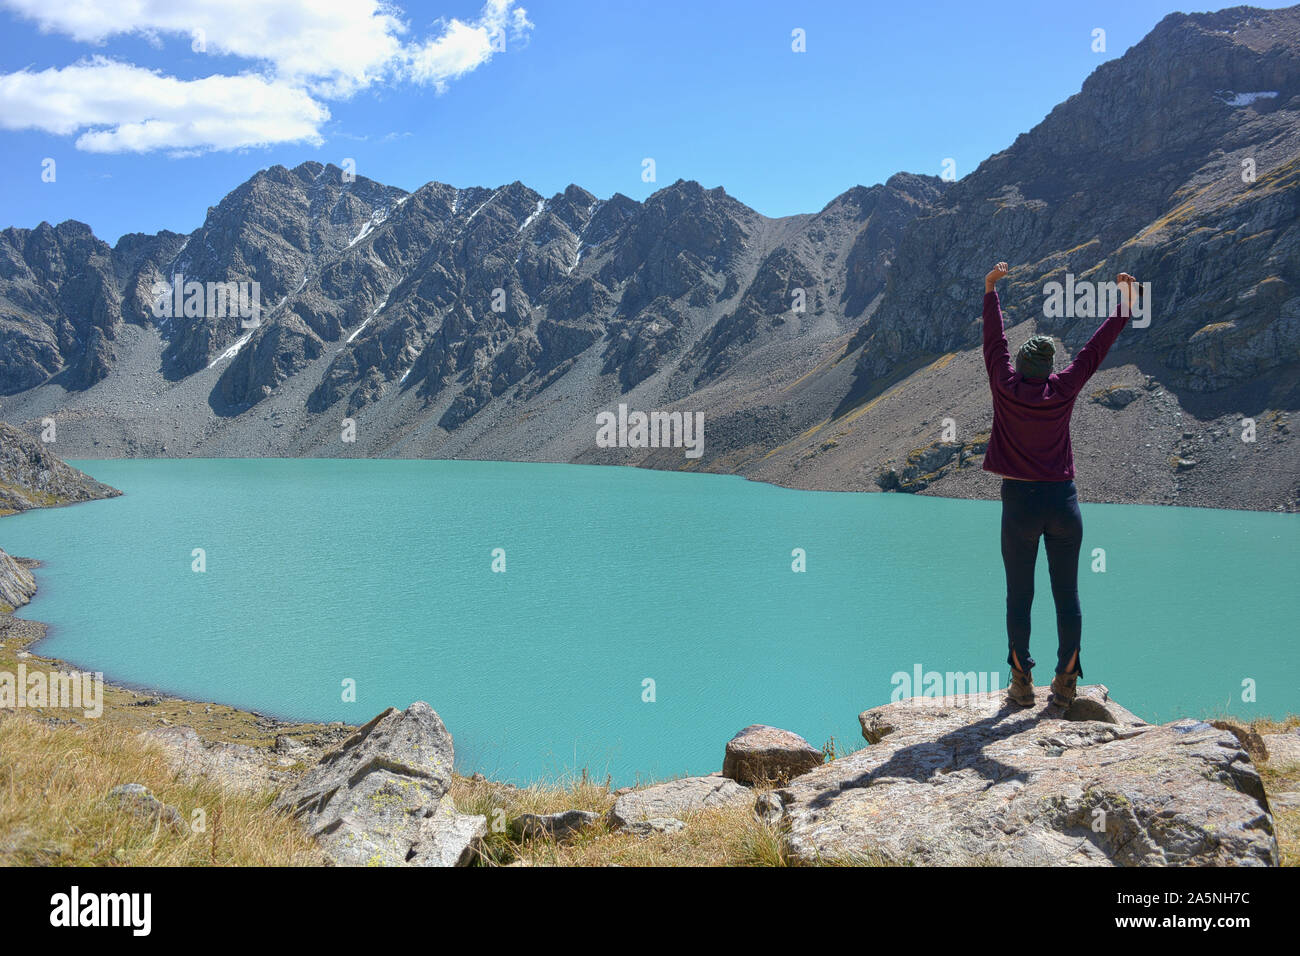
{"left": 274, "top": 702, "right": 485, "bottom": 867}
{"left": 609, "top": 774, "right": 751, "bottom": 830}
{"left": 1091, "top": 385, "right": 1142, "bottom": 409}
{"left": 722, "top": 724, "right": 823, "bottom": 785}
{"left": 777, "top": 685, "right": 1277, "bottom": 866}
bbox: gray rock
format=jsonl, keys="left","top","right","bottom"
{"left": 722, "top": 724, "right": 823, "bottom": 785}
{"left": 609, "top": 774, "right": 751, "bottom": 829}
{"left": 409, "top": 796, "right": 488, "bottom": 867}
{"left": 273, "top": 734, "right": 308, "bottom": 755}
{"left": 1210, "top": 719, "right": 1267, "bottom": 762}
{"left": 1263, "top": 732, "right": 1300, "bottom": 768}
{"left": 107, "top": 783, "right": 183, "bottom": 831}
{"left": 274, "top": 702, "right": 485, "bottom": 867}
{"left": 1092, "top": 386, "right": 1142, "bottom": 409}
{"left": 877, "top": 434, "right": 991, "bottom": 493}
{"left": 623, "top": 817, "right": 686, "bottom": 838}
{"left": 754, "top": 791, "right": 786, "bottom": 827}
{"left": 0, "top": 223, "right": 124, "bottom": 394}
{"left": 509, "top": 809, "right": 602, "bottom": 841}
{"left": 145, "top": 725, "right": 299, "bottom": 792}
{"left": 780, "top": 685, "right": 1276, "bottom": 866}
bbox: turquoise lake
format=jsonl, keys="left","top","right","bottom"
{"left": 2, "top": 459, "right": 1296, "bottom": 785}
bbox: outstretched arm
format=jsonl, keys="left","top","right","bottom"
{"left": 983, "top": 262, "right": 1015, "bottom": 388}
{"left": 1054, "top": 273, "right": 1136, "bottom": 398}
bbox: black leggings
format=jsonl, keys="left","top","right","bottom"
{"left": 1000, "top": 478, "right": 1083, "bottom": 677}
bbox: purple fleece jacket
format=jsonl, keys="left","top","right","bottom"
{"left": 982, "top": 290, "right": 1129, "bottom": 481}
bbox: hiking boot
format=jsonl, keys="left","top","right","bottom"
{"left": 1049, "top": 671, "right": 1079, "bottom": 708}
{"left": 1007, "top": 667, "right": 1035, "bottom": 706}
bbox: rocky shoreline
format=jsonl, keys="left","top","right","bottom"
{"left": 4, "top": 586, "right": 1299, "bottom": 867}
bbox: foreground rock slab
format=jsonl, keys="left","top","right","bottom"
{"left": 722, "top": 724, "right": 823, "bottom": 784}
{"left": 610, "top": 774, "right": 751, "bottom": 830}
{"left": 275, "top": 702, "right": 485, "bottom": 867}
{"left": 779, "top": 685, "right": 1276, "bottom": 866}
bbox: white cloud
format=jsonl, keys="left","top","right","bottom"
{"left": 1, "top": 0, "right": 407, "bottom": 97}
{"left": 406, "top": 0, "right": 534, "bottom": 91}
{"left": 0, "top": 0, "right": 532, "bottom": 153}
{"left": 0, "top": 58, "right": 328, "bottom": 153}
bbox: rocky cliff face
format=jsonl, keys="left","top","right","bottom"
{"left": 0, "top": 549, "right": 35, "bottom": 612}
{"left": 0, "top": 421, "right": 120, "bottom": 513}
{"left": 0, "top": 419, "right": 119, "bottom": 612}
{"left": 852, "top": 7, "right": 1300, "bottom": 395}
{"left": 0, "top": 6, "right": 1296, "bottom": 512}
{"left": 0, "top": 221, "right": 122, "bottom": 394}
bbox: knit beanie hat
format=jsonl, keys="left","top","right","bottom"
{"left": 1016, "top": 335, "right": 1056, "bottom": 379}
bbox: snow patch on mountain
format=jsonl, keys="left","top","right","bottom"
{"left": 348, "top": 209, "right": 389, "bottom": 247}
{"left": 345, "top": 298, "right": 388, "bottom": 344}
{"left": 208, "top": 331, "right": 254, "bottom": 368}
{"left": 1217, "top": 90, "right": 1279, "bottom": 106}
{"left": 518, "top": 200, "right": 546, "bottom": 232}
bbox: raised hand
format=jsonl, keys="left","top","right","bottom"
{"left": 1116, "top": 272, "right": 1138, "bottom": 304}
{"left": 985, "top": 262, "right": 1009, "bottom": 293}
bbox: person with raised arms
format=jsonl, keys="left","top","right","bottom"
{"left": 981, "top": 262, "right": 1136, "bottom": 708}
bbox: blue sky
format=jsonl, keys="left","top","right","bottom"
{"left": 0, "top": 0, "right": 1282, "bottom": 244}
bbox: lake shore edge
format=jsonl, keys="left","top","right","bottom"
{"left": 53, "top": 450, "right": 1300, "bottom": 514}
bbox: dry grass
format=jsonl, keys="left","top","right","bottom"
{"left": 1260, "top": 763, "right": 1299, "bottom": 867}
{"left": 450, "top": 773, "right": 795, "bottom": 867}
{"left": 0, "top": 710, "right": 322, "bottom": 866}
{"left": 1252, "top": 716, "right": 1300, "bottom": 866}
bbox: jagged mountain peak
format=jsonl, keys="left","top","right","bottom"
{"left": 644, "top": 178, "right": 743, "bottom": 214}
{"left": 17, "top": 219, "right": 99, "bottom": 241}
{"left": 560, "top": 183, "right": 597, "bottom": 205}
{"left": 1148, "top": 4, "right": 1300, "bottom": 54}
